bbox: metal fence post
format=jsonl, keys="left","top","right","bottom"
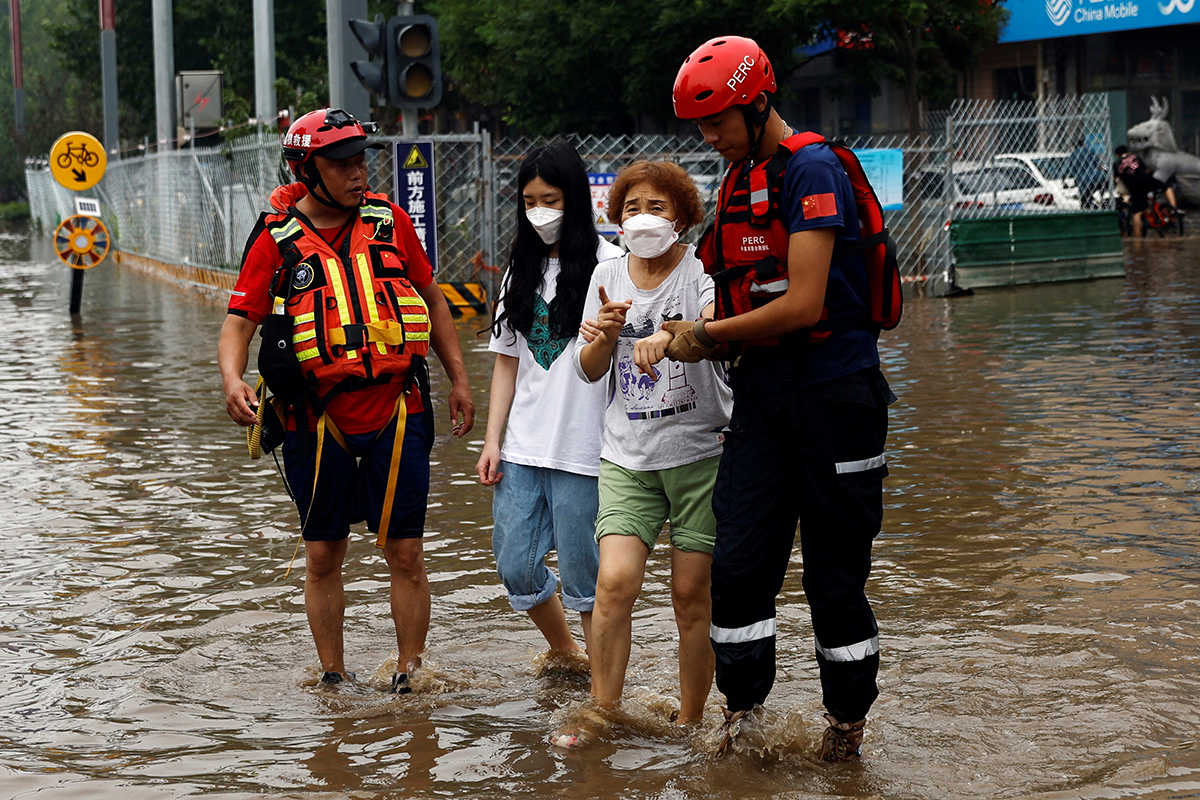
{"left": 944, "top": 113, "right": 956, "bottom": 292}
{"left": 482, "top": 127, "right": 496, "bottom": 299}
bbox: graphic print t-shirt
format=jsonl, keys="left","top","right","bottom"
{"left": 488, "top": 237, "right": 624, "bottom": 476}
{"left": 574, "top": 247, "right": 733, "bottom": 472}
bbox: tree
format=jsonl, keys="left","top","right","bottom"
{"left": 776, "top": 0, "right": 1006, "bottom": 135}
{"left": 428, "top": 0, "right": 809, "bottom": 136}
{"left": 44, "top": 0, "right": 329, "bottom": 149}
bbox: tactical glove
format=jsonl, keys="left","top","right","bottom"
{"left": 662, "top": 319, "right": 718, "bottom": 362}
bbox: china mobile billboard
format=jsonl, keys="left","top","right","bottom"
{"left": 1000, "top": 0, "right": 1198, "bottom": 42}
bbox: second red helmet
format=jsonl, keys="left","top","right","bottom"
{"left": 672, "top": 36, "right": 777, "bottom": 120}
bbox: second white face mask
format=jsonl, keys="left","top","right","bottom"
{"left": 525, "top": 206, "right": 564, "bottom": 245}
{"left": 622, "top": 214, "right": 679, "bottom": 259}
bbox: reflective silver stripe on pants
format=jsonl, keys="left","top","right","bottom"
{"left": 710, "top": 617, "right": 777, "bottom": 644}
{"left": 835, "top": 454, "right": 886, "bottom": 474}
{"left": 815, "top": 635, "right": 879, "bottom": 662}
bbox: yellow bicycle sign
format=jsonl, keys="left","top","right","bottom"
{"left": 49, "top": 131, "right": 107, "bottom": 191}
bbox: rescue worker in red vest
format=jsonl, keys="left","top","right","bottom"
{"left": 217, "top": 108, "right": 475, "bottom": 694}
{"left": 665, "top": 38, "right": 896, "bottom": 760}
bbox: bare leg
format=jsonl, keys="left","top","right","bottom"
{"left": 305, "top": 538, "right": 349, "bottom": 675}
{"left": 526, "top": 593, "right": 583, "bottom": 652}
{"left": 384, "top": 536, "right": 430, "bottom": 674}
{"left": 671, "top": 548, "right": 714, "bottom": 723}
{"left": 1133, "top": 211, "right": 1144, "bottom": 238}
{"left": 579, "top": 610, "right": 593, "bottom": 654}
{"left": 590, "top": 535, "right": 649, "bottom": 708}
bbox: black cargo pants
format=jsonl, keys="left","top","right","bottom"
{"left": 710, "top": 354, "right": 894, "bottom": 724}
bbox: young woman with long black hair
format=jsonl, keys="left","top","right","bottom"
{"left": 476, "top": 141, "right": 623, "bottom": 659}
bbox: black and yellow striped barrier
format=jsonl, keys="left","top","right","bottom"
{"left": 439, "top": 282, "right": 489, "bottom": 317}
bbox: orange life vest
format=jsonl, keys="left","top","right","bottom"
{"left": 698, "top": 132, "right": 901, "bottom": 352}
{"left": 263, "top": 192, "right": 430, "bottom": 405}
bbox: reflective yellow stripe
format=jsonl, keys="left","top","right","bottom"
{"left": 293, "top": 311, "right": 315, "bottom": 324}
{"left": 401, "top": 314, "right": 429, "bottom": 324}
{"left": 360, "top": 205, "right": 394, "bottom": 223}
{"left": 356, "top": 252, "right": 387, "bottom": 355}
{"left": 292, "top": 329, "right": 316, "bottom": 344}
{"left": 326, "top": 257, "right": 357, "bottom": 359}
{"left": 296, "top": 347, "right": 321, "bottom": 361}
{"left": 269, "top": 219, "right": 302, "bottom": 243}
{"left": 405, "top": 331, "right": 430, "bottom": 341}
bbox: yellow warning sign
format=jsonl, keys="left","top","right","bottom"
{"left": 49, "top": 131, "right": 108, "bottom": 192}
{"left": 403, "top": 145, "right": 429, "bottom": 169}
{"left": 53, "top": 215, "right": 111, "bottom": 269}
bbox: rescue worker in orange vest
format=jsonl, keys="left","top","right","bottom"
{"left": 664, "top": 38, "right": 896, "bottom": 760}
{"left": 217, "top": 108, "right": 475, "bottom": 694}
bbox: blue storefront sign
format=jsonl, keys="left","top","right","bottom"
{"left": 853, "top": 148, "right": 904, "bottom": 211}
{"left": 392, "top": 141, "right": 439, "bottom": 273}
{"left": 1001, "top": 0, "right": 1199, "bottom": 43}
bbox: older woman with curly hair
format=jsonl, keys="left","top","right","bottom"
{"left": 555, "top": 161, "right": 733, "bottom": 745}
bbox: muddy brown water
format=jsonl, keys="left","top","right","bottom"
{"left": 0, "top": 226, "right": 1198, "bottom": 799}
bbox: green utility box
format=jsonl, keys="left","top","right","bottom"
{"left": 949, "top": 212, "right": 1125, "bottom": 290}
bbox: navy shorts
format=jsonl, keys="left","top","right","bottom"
{"left": 282, "top": 412, "right": 432, "bottom": 542}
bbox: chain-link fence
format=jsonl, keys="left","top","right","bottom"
{"left": 943, "top": 94, "right": 1115, "bottom": 222}
{"left": 25, "top": 95, "right": 1115, "bottom": 299}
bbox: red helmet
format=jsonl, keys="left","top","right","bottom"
{"left": 282, "top": 108, "right": 381, "bottom": 174}
{"left": 673, "top": 36, "right": 776, "bottom": 119}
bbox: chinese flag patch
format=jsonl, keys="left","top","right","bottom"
{"left": 801, "top": 192, "right": 837, "bottom": 220}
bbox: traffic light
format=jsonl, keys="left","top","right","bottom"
{"left": 349, "top": 14, "right": 389, "bottom": 101}
{"left": 387, "top": 15, "right": 442, "bottom": 109}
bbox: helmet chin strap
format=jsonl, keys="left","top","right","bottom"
{"left": 740, "top": 94, "right": 773, "bottom": 164}
{"left": 298, "top": 161, "right": 359, "bottom": 213}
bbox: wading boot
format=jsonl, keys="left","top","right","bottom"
{"left": 820, "top": 714, "right": 865, "bottom": 761}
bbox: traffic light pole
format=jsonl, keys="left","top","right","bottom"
{"left": 327, "top": 0, "right": 371, "bottom": 122}
{"left": 398, "top": 2, "right": 418, "bottom": 137}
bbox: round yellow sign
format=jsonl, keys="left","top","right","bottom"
{"left": 49, "top": 131, "right": 108, "bottom": 191}
{"left": 53, "top": 215, "right": 111, "bottom": 269}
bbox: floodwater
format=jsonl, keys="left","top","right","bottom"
{"left": 0, "top": 225, "right": 1198, "bottom": 800}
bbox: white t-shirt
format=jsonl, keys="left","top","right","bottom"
{"left": 488, "top": 237, "right": 624, "bottom": 476}
{"left": 574, "top": 246, "right": 733, "bottom": 472}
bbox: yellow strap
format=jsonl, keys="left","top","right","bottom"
{"left": 355, "top": 252, "right": 388, "bottom": 355}
{"left": 328, "top": 319, "right": 406, "bottom": 347}
{"left": 375, "top": 393, "right": 409, "bottom": 549}
{"left": 326, "top": 257, "right": 357, "bottom": 360}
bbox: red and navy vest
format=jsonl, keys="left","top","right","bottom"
{"left": 698, "top": 132, "right": 901, "bottom": 352}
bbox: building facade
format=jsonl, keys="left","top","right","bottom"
{"left": 970, "top": 0, "right": 1200, "bottom": 150}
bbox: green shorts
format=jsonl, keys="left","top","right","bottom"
{"left": 595, "top": 456, "right": 721, "bottom": 554}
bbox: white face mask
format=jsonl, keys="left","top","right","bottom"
{"left": 524, "top": 206, "right": 564, "bottom": 245}
{"left": 622, "top": 213, "right": 679, "bottom": 259}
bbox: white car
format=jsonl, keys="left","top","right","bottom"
{"left": 992, "top": 153, "right": 1084, "bottom": 208}
{"left": 918, "top": 161, "right": 1071, "bottom": 213}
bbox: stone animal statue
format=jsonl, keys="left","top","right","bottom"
{"left": 1127, "top": 96, "right": 1200, "bottom": 206}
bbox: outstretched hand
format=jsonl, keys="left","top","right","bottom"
{"left": 594, "top": 285, "right": 632, "bottom": 345}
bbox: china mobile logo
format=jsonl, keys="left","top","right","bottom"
{"left": 1046, "top": 0, "right": 1072, "bottom": 26}
{"left": 1159, "top": 0, "right": 1194, "bottom": 13}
